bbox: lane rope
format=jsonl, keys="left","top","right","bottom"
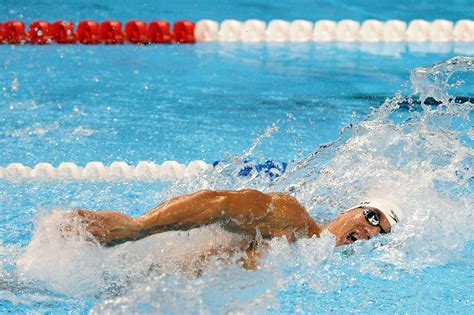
{"left": 0, "top": 19, "right": 473, "bottom": 44}
{"left": 0, "top": 160, "right": 287, "bottom": 181}
{"left": 0, "top": 161, "right": 212, "bottom": 181}
{"left": 201, "top": 19, "right": 474, "bottom": 43}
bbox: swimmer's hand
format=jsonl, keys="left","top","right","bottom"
{"left": 62, "top": 210, "right": 143, "bottom": 246}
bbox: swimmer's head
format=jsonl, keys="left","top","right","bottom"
{"left": 325, "top": 198, "right": 403, "bottom": 246}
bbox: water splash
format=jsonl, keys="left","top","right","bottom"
{"left": 410, "top": 55, "right": 474, "bottom": 104}
{"left": 269, "top": 56, "right": 473, "bottom": 269}
{"left": 17, "top": 210, "right": 250, "bottom": 296}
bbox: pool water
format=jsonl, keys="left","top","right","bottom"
{"left": 1, "top": 1, "right": 474, "bottom": 314}
{"left": 1, "top": 43, "right": 473, "bottom": 166}
{"left": 1, "top": 0, "right": 473, "bottom": 25}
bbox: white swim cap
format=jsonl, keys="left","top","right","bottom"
{"left": 347, "top": 198, "right": 403, "bottom": 227}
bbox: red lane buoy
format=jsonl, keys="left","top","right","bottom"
{"left": 50, "top": 21, "right": 76, "bottom": 43}
{"left": 3, "top": 21, "right": 27, "bottom": 44}
{"left": 100, "top": 20, "right": 124, "bottom": 44}
{"left": 125, "top": 20, "right": 149, "bottom": 44}
{"left": 0, "top": 23, "right": 4, "bottom": 43}
{"left": 77, "top": 20, "right": 100, "bottom": 44}
{"left": 29, "top": 21, "right": 51, "bottom": 44}
{"left": 173, "top": 20, "right": 195, "bottom": 43}
{"left": 0, "top": 19, "right": 198, "bottom": 45}
{"left": 148, "top": 21, "right": 173, "bottom": 43}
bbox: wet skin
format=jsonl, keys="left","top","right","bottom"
{"left": 65, "top": 189, "right": 392, "bottom": 268}
{"left": 323, "top": 207, "right": 391, "bottom": 246}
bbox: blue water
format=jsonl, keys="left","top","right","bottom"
{"left": 1, "top": 1, "right": 474, "bottom": 314}
{"left": 1, "top": 0, "right": 473, "bottom": 23}
{"left": 1, "top": 43, "right": 473, "bottom": 166}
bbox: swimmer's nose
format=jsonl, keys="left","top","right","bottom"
{"left": 364, "top": 225, "right": 381, "bottom": 238}
{"left": 360, "top": 227, "right": 375, "bottom": 240}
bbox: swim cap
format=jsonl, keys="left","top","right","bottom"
{"left": 347, "top": 198, "right": 403, "bottom": 227}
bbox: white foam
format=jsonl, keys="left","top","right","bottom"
{"left": 271, "top": 56, "right": 474, "bottom": 270}
{"left": 17, "top": 210, "right": 248, "bottom": 296}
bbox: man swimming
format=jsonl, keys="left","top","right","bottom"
{"left": 69, "top": 189, "right": 402, "bottom": 269}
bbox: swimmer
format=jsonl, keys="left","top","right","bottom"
{"left": 66, "top": 189, "right": 402, "bottom": 269}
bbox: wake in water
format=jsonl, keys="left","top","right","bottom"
{"left": 12, "top": 56, "right": 474, "bottom": 313}
{"left": 269, "top": 56, "right": 473, "bottom": 268}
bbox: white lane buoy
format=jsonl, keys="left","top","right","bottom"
{"left": 31, "top": 163, "right": 56, "bottom": 179}
{"left": 336, "top": 20, "right": 361, "bottom": 42}
{"left": 289, "top": 20, "right": 313, "bottom": 42}
{"left": 83, "top": 162, "right": 107, "bottom": 180}
{"left": 194, "top": 19, "right": 219, "bottom": 42}
{"left": 383, "top": 20, "right": 407, "bottom": 42}
{"left": 57, "top": 162, "right": 83, "bottom": 179}
{"left": 241, "top": 19, "right": 266, "bottom": 42}
{"left": 313, "top": 20, "right": 337, "bottom": 42}
{"left": 266, "top": 20, "right": 291, "bottom": 42}
{"left": 219, "top": 20, "right": 243, "bottom": 42}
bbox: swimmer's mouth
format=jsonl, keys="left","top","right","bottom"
{"left": 346, "top": 232, "right": 359, "bottom": 244}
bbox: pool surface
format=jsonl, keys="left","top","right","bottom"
{"left": 1, "top": 1, "right": 473, "bottom": 314}
{"left": 1, "top": 0, "right": 473, "bottom": 24}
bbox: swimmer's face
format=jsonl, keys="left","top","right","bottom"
{"left": 328, "top": 207, "right": 392, "bottom": 246}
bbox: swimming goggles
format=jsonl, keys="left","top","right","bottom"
{"left": 363, "top": 207, "right": 389, "bottom": 234}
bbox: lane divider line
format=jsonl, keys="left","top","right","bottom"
{"left": 0, "top": 19, "right": 473, "bottom": 44}
{"left": 0, "top": 20, "right": 195, "bottom": 44}
{"left": 0, "top": 160, "right": 289, "bottom": 182}
{"left": 0, "top": 160, "right": 212, "bottom": 181}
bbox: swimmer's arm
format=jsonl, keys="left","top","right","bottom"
{"left": 73, "top": 189, "right": 320, "bottom": 246}
{"left": 136, "top": 189, "right": 234, "bottom": 234}
{"left": 137, "top": 189, "right": 320, "bottom": 240}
